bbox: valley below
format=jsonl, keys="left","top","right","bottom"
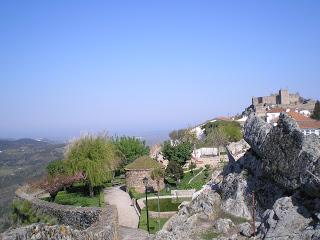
{"left": 0, "top": 139, "right": 64, "bottom": 232}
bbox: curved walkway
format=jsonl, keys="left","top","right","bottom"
{"left": 104, "top": 187, "right": 139, "bottom": 229}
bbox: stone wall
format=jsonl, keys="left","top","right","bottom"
{"left": 149, "top": 211, "right": 177, "bottom": 218}
{"left": 252, "top": 89, "right": 302, "bottom": 106}
{"left": 244, "top": 113, "right": 320, "bottom": 197}
{"left": 126, "top": 169, "right": 164, "bottom": 193}
{"left": 1, "top": 186, "right": 119, "bottom": 240}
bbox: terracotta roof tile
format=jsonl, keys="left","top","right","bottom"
{"left": 286, "top": 111, "right": 320, "bottom": 129}
{"left": 267, "top": 108, "right": 286, "bottom": 113}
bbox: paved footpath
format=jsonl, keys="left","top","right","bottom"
{"left": 119, "top": 226, "right": 150, "bottom": 240}
{"left": 104, "top": 187, "right": 139, "bottom": 229}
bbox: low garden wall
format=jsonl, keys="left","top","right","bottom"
{"left": 170, "top": 189, "right": 195, "bottom": 198}
{"left": 148, "top": 210, "right": 176, "bottom": 219}
{"left": 1, "top": 185, "right": 119, "bottom": 240}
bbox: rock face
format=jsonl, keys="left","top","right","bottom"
{"left": 244, "top": 113, "right": 320, "bottom": 197}
{"left": 154, "top": 113, "right": 320, "bottom": 240}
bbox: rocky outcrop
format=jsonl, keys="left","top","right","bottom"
{"left": 154, "top": 113, "right": 320, "bottom": 240}
{"left": 244, "top": 113, "right": 320, "bottom": 197}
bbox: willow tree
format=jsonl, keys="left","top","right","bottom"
{"left": 65, "top": 134, "right": 121, "bottom": 197}
{"left": 151, "top": 167, "right": 165, "bottom": 230}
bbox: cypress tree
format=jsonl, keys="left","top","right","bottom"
{"left": 311, "top": 100, "right": 320, "bottom": 120}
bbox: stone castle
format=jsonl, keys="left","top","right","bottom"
{"left": 252, "top": 89, "right": 300, "bottom": 106}
{"left": 250, "top": 89, "right": 316, "bottom": 117}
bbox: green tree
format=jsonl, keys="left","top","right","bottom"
{"left": 162, "top": 141, "right": 193, "bottom": 166}
{"left": 165, "top": 160, "right": 184, "bottom": 184}
{"left": 205, "top": 128, "right": 228, "bottom": 159}
{"left": 189, "top": 162, "right": 197, "bottom": 175}
{"left": 311, "top": 100, "right": 320, "bottom": 120}
{"left": 151, "top": 167, "right": 165, "bottom": 230}
{"left": 46, "top": 160, "right": 68, "bottom": 178}
{"left": 169, "top": 128, "right": 197, "bottom": 145}
{"left": 65, "top": 134, "right": 121, "bottom": 197}
{"left": 202, "top": 120, "right": 242, "bottom": 142}
{"left": 113, "top": 136, "right": 150, "bottom": 167}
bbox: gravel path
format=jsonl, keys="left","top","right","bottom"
{"left": 104, "top": 187, "right": 139, "bottom": 228}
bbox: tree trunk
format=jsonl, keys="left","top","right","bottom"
{"left": 157, "top": 181, "right": 161, "bottom": 230}
{"left": 50, "top": 192, "right": 57, "bottom": 202}
{"left": 88, "top": 183, "right": 94, "bottom": 197}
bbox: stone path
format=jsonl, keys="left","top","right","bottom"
{"left": 119, "top": 226, "right": 150, "bottom": 240}
{"left": 188, "top": 168, "right": 204, "bottom": 184}
{"left": 104, "top": 187, "right": 139, "bottom": 229}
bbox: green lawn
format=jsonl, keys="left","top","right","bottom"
{"left": 145, "top": 198, "right": 182, "bottom": 212}
{"left": 50, "top": 191, "right": 102, "bottom": 207}
{"left": 138, "top": 208, "right": 169, "bottom": 234}
{"left": 43, "top": 183, "right": 104, "bottom": 207}
{"left": 176, "top": 167, "right": 213, "bottom": 190}
{"left": 128, "top": 168, "right": 209, "bottom": 200}
{"left": 129, "top": 187, "right": 171, "bottom": 199}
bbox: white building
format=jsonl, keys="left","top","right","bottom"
{"left": 266, "top": 108, "right": 286, "bottom": 126}
{"left": 265, "top": 107, "right": 320, "bottom": 137}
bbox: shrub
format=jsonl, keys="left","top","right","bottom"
{"left": 11, "top": 200, "right": 57, "bottom": 226}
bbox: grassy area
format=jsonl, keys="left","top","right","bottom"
{"left": 44, "top": 183, "right": 104, "bottom": 207}
{"left": 129, "top": 187, "right": 171, "bottom": 199}
{"left": 200, "top": 230, "right": 220, "bottom": 239}
{"left": 129, "top": 167, "right": 209, "bottom": 200}
{"left": 176, "top": 167, "right": 213, "bottom": 190}
{"left": 138, "top": 208, "right": 169, "bottom": 234}
{"left": 51, "top": 191, "right": 101, "bottom": 207}
{"left": 12, "top": 199, "right": 57, "bottom": 226}
{"left": 218, "top": 211, "right": 247, "bottom": 225}
{"left": 145, "top": 198, "right": 182, "bottom": 212}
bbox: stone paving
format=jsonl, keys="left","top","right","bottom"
{"left": 104, "top": 187, "right": 139, "bottom": 229}
{"left": 119, "top": 226, "right": 150, "bottom": 240}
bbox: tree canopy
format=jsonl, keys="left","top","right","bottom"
{"left": 311, "top": 100, "right": 320, "bottom": 120}
{"left": 65, "top": 134, "right": 121, "bottom": 196}
{"left": 161, "top": 140, "right": 193, "bottom": 165}
{"left": 204, "top": 127, "right": 229, "bottom": 148}
{"left": 151, "top": 167, "right": 165, "bottom": 186}
{"left": 169, "top": 128, "right": 197, "bottom": 145}
{"left": 112, "top": 136, "right": 150, "bottom": 167}
{"left": 165, "top": 160, "right": 184, "bottom": 183}
{"left": 202, "top": 120, "right": 242, "bottom": 142}
{"left": 46, "top": 160, "right": 68, "bottom": 178}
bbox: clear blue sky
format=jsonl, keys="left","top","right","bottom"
{"left": 1, "top": 1, "right": 319, "bottom": 142}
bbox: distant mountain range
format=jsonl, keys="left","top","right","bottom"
{"left": 0, "top": 138, "right": 65, "bottom": 232}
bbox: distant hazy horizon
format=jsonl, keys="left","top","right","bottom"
{"left": 1, "top": 1, "right": 319, "bottom": 142}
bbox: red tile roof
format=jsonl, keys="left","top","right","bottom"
{"left": 287, "top": 111, "right": 320, "bottom": 129}
{"left": 267, "top": 108, "right": 286, "bottom": 113}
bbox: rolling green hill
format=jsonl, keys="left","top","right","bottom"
{"left": 0, "top": 138, "right": 65, "bottom": 232}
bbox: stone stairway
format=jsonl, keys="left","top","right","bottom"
{"left": 119, "top": 226, "right": 152, "bottom": 240}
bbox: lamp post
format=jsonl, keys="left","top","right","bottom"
{"left": 143, "top": 176, "right": 150, "bottom": 234}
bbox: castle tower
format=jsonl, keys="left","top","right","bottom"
{"left": 279, "top": 89, "right": 289, "bottom": 105}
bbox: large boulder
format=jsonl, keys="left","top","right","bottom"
{"left": 258, "top": 196, "right": 318, "bottom": 240}
{"left": 244, "top": 113, "right": 320, "bottom": 197}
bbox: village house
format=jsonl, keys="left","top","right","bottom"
{"left": 266, "top": 107, "right": 286, "bottom": 126}
{"left": 287, "top": 111, "right": 320, "bottom": 136}
{"left": 265, "top": 108, "right": 320, "bottom": 137}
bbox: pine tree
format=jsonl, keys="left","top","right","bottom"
{"left": 311, "top": 100, "right": 320, "bottom": 120}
